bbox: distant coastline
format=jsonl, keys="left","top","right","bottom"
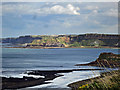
{"left": 1, "top": 33, "right": 120, "bottom": 49}
{"left": 2, "top": 46, "right": 120, "bottom": 49}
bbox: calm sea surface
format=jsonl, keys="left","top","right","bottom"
{"left": 2, "top": 48, "right": 119, "bottom": 77}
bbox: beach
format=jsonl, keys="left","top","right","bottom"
{"left": 2, "top": 69, "right": 103, "bottom": 89}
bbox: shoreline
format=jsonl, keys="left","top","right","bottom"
{"left": 2, "top": 69, "right": 103, "bottom": 89}
{"left": 68, "top": 52, "right": 120, "bottom": 89}
{"left": 68, "top": 70, "right": 120, "bottom": 89}
{"left": 2, "top": 51, "right": 119, "bottom": 89}
{"left": 2, "top": 46, "right": 120, "bottom": 49}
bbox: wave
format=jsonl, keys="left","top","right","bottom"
{"left": 35, "top": 65, "right": 64, "bottom": 68}
{"left": 1, "top": 73, "right": 45, "bottom": 79}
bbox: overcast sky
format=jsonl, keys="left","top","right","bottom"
{"left": 2, "top": 2, "right": 118, "bottom": 37}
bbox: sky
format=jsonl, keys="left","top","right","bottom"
{"left": 1, "top": 2, "right": 118, "bottom": 37}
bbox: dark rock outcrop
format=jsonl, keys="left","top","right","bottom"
{"left": 75, "top": 52, "right": 120, "bottom": 68}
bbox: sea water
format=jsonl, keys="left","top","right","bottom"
{"left": 1, "top": 48, "right": 119, "bottom": 88}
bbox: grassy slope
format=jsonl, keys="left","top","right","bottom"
{"left": 68, "top": 70, "right": 120, "bottom": 89}
{"left": 76, "top": 53, "right": 120, "bottom": 68}
{"left": 29, "top": 38, "right": 115, "bottom": 48}
{"left": 68, "top": 53, "right": 120, "bottom": 89}
{"left": 30, "top": 36, "right": 70, "bottom": 47}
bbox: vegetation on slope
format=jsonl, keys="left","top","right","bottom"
{"left": 76, "top": 52, "right": 120, "bottom": 68}
{"left": 2, "top": 34, "right": 120, "bottom": 48}
{"left": 68, "top": 70, "right": 120, "bottom": 89}
{"left": 86, "top": 71, "right": 120, "bottom": 89}
{"left": 69, "top": 52, "right": 120, "bottom": 89}
{"left": 28, "top": 36, "right": 70, "bottom": 47}
{"left": 69, "top": 39, "right": 106, "bottom": 47}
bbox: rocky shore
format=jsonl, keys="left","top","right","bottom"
{"left": 2, "top": 69, "right": 103, "bottom": 89}
{"left": 2, "top": 52, "right": 119, "bottom": 89}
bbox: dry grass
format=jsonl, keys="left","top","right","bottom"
{"left": 68, "top": 58, "right": 120, "bottom": 90}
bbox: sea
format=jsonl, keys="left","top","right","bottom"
{"left": 1, "top": 48, "right": 119, "bottom": 88}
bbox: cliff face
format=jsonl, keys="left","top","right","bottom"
{"left": 2, "top": 36, "right": 42, "bottom": 44}
{"left": 69, "top": 34, "right": 119, "bottom": 47}
{"left": 75, "top": 52, "right": 120, "bottom": 68}
{"left": 1, "top": 34, "right": 120, "bottom": 47}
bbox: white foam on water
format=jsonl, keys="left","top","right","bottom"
{"left": 20, "top": 74, "right": 45, "bottom": 78}
{"left": 1, "top": 73, "right": 45, "bottom": 78}
{"left": 27, "top": 71, "right": 100, "bottom": 88}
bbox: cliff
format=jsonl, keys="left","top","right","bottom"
{"left": 1, "top": 34, "right": 120, "bottom": 48}
{"left": 75, "top": 52, "right": 120, "bottom": 68}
